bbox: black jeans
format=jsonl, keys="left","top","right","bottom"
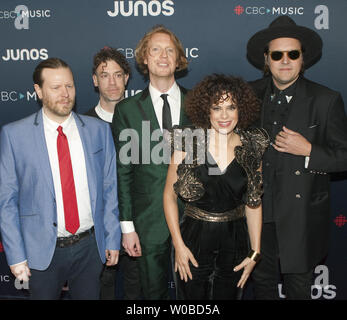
{"left": 175, "top": 216, "right": 249, "bottom": 300}
{"left": 252, "top": 222, "right": 314, "bottom": 300}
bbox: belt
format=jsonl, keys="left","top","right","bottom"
{"left": 184, "top": 204, "right": 245, "bottom": 222}
{"left": 56, "top": 227, "right": 94, "bottom": 248}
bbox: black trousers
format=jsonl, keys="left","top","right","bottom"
{"left": 29, "top": 232, "right": 103, "bottom": 300}
{"left": 102, "top": 241, "right": 171, "bottom": 300}
{"left": 175, "top": 216, "right": 249, "bottom": 300}
{"left": 252, "top": 222, "right": 314, "bottom": 300}
{"left": 120, "top": 252, "right": 142, "bottom": 299}
{"left": 100, "top": 250, "right": 142, "bottom": 300}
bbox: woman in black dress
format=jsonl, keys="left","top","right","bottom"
{"left": 163, "top": 74, "right": 269, "bottom": 299}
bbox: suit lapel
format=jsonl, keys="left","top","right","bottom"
{"left": 259, "top": 78, "right": 272, "bottom": 128}
{"left": 73, "top": 112, "right": 97, "bottom": 214}
{"left": 137, "top": 87, "right": 161, "bottom": 132}
{"left": 280, "top": 78, "right": 313, "bottom": 165}
{"left": 136, "top": 85, "right": 188, "bottom": 167}
{"left": 178, "top": 86, "right": 190, "bottom": 126}
{"left": 33, "top": 110, "right": 55, "bottom": 198}
{"left": 285, "top": 77, "right": 313, "bottom": 132}
{"left": 33, "top": 111, "right": 97, "bottom": 214}
{"left": 251, "top": 77, "right": 271, "bottom": 127}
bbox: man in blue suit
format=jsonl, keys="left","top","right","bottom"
{"left": 0, "top": 58, "right": 121, "bottom": 299}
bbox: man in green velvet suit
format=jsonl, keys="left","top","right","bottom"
{"left": 112, "top": 25, "right": 190, "bottom": 299}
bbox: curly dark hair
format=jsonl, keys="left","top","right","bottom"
{"left": 92, "top": 46, "right": 131, "bottom": 76}
{"left": 185, "top": 74, "right": 260, "bottom": 129}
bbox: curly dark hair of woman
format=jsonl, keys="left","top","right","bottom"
{"left": 184, "top": 74, "right": 260, "bottom": 129}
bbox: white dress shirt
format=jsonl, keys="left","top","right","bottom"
{"left": 149, "top": 81, "right": 181, "bottom": 130}
{"left": 120, "top": 82, "right": 181, "bottom": 234}
{"left": 43, "top": 111, "right": 94, "bottom": 237}
{"left": 95, "top": 101, "right": 114, "bottom": 123}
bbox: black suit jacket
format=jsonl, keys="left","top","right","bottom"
{"left": 250, "top": 76, "right": 347, "bottom": 273}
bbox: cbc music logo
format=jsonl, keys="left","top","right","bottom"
{"left": 233, "top": 5, "right": 244, "bottom": 15}
{"left": 0, "top": 274, "right": 11, "bottom": 283}
{"left": 117, "top": 47, "right": 199, "bottom": 59}
{"left": 233, "top": 5, "right": 304, "bottom": 16}
{"left": 233, "top": 4, "right": 329, "bottom": 30}
{"left": 0, "top": 5, "right": 51, "bottom": 30}
{"left": 334, "top": 214, "right": 347, "bottom": 227}
{"left": 107, "top": 0, "right": 174, "bottom": 17}
{"left": 278, "top": 265, "right": 337, "bottom": 299}
{"left": 1, "top": 90, "right": 37, "bottom": 103}
{"left": 1, "top": 48, "right": 48, "bottom": 62}
{"left": 0, "top": 273, "right": 29, "bottom": 290}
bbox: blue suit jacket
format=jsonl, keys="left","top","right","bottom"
{"left": 0, "top": 110, "right": 121, "bottom": 270}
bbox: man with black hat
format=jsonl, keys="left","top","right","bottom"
{"left": 247, "top": 16, "right": 347, "bottom": 299}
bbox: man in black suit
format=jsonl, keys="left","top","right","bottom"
{"left": 246, "top": 16, "right": 347, "bottom": 299}
{"left": 85, "top": 47, "right": 142, "bottom": 300}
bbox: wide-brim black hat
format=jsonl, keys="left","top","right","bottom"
{"left": 247, "top": 15, "right": 323, "bottom": 69}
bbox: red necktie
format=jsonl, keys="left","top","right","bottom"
{"left": 57, "top": 126, "right": 80, "bottom": 234}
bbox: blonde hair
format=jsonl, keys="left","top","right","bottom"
{"left": 135, "top": 25, "right": 188, "bottom": 74}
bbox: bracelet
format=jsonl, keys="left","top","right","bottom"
{"left": 247, "top": 249, "right": 261, "bottom": 262}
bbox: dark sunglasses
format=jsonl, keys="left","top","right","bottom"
{"left": 268, "top": 50, "right": 302, "bottom": 61}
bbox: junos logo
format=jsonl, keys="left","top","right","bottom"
{"left": 107, "top": 0, "right": 174, "bottom": 17}
{"left": 1, "top": 48, "right": 48, "bottom": 62}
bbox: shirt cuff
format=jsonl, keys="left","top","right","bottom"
{"left": 120, "top": 221, "right": 135, "bottom": 234}
{"left": 10, "top": 260, "right": 27, "bottom": 267}
{"left": 305, "top": 156, "right": 310, "bottom": 169}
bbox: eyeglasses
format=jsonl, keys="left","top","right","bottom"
{"left": 268, "top": 50, "right": 302, "bottom": 61}
{"left": 148, "top": 46, "right": 176, "bottom": 57}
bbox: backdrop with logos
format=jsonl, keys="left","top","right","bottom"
{"left": 0, "top": 0, "right": 346, "bottom": 300}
